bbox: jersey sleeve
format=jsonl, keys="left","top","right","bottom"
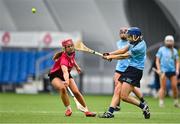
{"left": 156, "top": 47, "right": 162, "bottom": 59}
{"left": 128, "top": 42, "right": 145, "bottom": 57}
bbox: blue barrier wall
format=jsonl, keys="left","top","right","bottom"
{"left": 0, "top": 50, "right": 54, "bottom": 84}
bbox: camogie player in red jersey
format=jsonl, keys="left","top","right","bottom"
{"left": 48, "top": 39, "right": 96, "bottom": 117}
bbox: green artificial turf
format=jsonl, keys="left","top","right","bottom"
{"left": 0, "top": 93, "right": 180, "bottom": 123}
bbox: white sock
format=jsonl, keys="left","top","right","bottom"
{"left": 85, "top": 106, "right": 88, "bottom": 112}
{"left": 66, "top": 105, "right": 71, "bottom": 110}
{"left": 174, "top": 99, "right": 179, "bottom": 105}
{"left": 159, "top": 99, "right": 164, "bottom": 105}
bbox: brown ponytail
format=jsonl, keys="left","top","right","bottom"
{"left": 53, "top": 51, "right": 63, "bottom": 61}
{"left": 170, "top": 47, "right": 175, "bottom": 59}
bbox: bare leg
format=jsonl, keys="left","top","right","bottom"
{"left": 110, "top": 82, "right": 122, "bottom": 107}
{"left": 158, "top": 74, "right": 167, "bottom": 107}
{"left": 69, "top": 78, "right": 96, "bottom": 116}
{"left": 170, "top": 75, "right": 178, "bottom": 99}
{"left": 120, "top": 82, "right": 150, "bottom": 119}
{"left": 69, "top": 78, "right": 86, "bottom": 107}
{"left": 133, "top": 87, "right": 143, "bottom": 99}
{"left": 51, "top": 78, "right": 70, "bottom": 107}
{"left": 170, "top": 75, "right": 179, "bottom": 107}
{"left": 133, "top": 87, "right": 146, "bottom": 103}
{"left": 121, "top": 82, "right": 140, "bottom": 106}
{"left": 111, "top": 72, "right": 121, "bottom": 108}
{"left": 99, "top": 81, "right": 150, "bottom": 119}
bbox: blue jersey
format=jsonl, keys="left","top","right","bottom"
{"left": 128, "top": 40, "right": 147, "bottom": 70}
{"left": 156, "top": 46, "right": 179, "bottom": 72}
{"left": 115, "top": 40, "right": 130, "bottom": 72}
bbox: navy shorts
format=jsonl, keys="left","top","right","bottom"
{"left": 119, "top": 66, "right": 143, "bottom": 88}
{"left": 48, "top": 70, "right": 73, "bottom": 82}
{"left": 115, "top": 70, "right": 124, "bottom": 74}
{"left": 165, "top": 72, "right": 176, "bottom": 78}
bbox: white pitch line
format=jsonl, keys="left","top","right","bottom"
{"left": 0, "top": 110, "right": 180, "bottom": 115}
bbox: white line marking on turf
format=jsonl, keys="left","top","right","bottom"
{"left": 0, "top": 110, "right": 180, "bottom": 115}
{"left": 1, "top": 123, "right": 180, "bottom": 124}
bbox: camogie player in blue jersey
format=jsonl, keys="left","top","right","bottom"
{"left": 99, "top": 27, "right": 150, "bottom": 119}
{"left": 156, "top": 35, "right": 180, "bottom": 107}
{"left": 102, "top": 27, "right": 146, "bottom": 113}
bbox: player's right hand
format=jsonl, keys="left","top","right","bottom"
{"left": 157, "top": 69, "right": 162, "bottom": 75}
{"left": 103, "top": 53, "right": 112, "bottom": 62}
{"left": 64, "top": 81, "right": 69, "bottom": 87}
{"left": 102, "top": 55, "right": 112, "bottom": 62}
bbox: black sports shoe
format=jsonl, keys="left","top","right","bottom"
{"left": 142, "top": 101, "right": 147, "bottom": 106}
{"left": 142, "top": 104, "right": 150, "bottom": 119}
{"left": 174, "top": 103, "right": 180, "bottom": 108}
{"left": 114, "top": 106, "right": 121, "bottom": 111}
{"left": 98, "top": 112, "right": 114, "bottom": 118}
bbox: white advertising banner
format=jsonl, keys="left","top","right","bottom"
{"left": 0, "top": 31, "right": 82, "bottom": 48}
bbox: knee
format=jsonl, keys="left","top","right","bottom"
{"left": 160, "top": 86, "right": 166, "bottom": 91}
{"left": 171, "top": 85, "right": 177, "bottom": 91}
{"left": 114, "top": 78, "right": 119, "bottom": 86}
{"left": 114, "top": 85, "right": 121, "bottom": 95}
{"left": 59, "top": 87, "right": 67, "bottom": 94}
{"left": 121, "top": 93, "right": 128, "bottom": 102}
{"left": 159, "top": 88, "right": 166, "bottom": 94}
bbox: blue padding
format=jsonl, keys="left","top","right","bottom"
{"left": 18, "top": 51, "right": 28, "bottom": 82}
{"left": 27, "top": 51, "right": 36, "bottom": 75}
{"left": 10, "top": 51, "right": 20, "bottom": 83}
{"left": 0, "top": 50, "right": 54, "bottom": 84}
{"left": 2, "top": 51, "right": 12, "bottom": 83}
{"left": 0, "top": 51, "right": 4, "bottom": 82}
{"left": 36, "top": 51, "right": 48, "bottom": 72}
{"left": 45, "top": 57, "right": 54, "bottom": 69}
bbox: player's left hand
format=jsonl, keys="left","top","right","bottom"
{"left": 64, "top": 81, "right": 69, "bottom": 87}
{"left": 103, "top": 53, "right": 110, "bottom": 56}
{"left": 76, "top": 67, "right": 82, "bottom": 74}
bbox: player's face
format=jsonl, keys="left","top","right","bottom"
{"left": 165, "top": 40, "right": 174, "bottom": 48}
{"left": 119, "top": 30, "right": 127, "bottom": 40}
{"left": 65, "top": 44, "right": 75, "bottom": 54}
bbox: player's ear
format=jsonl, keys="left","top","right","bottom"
{"left": 140, "top": 35, "right": 143, "bottom": 40}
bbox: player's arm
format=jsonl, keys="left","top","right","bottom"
{"left": 175, "top": 59, "right": 179, "bottom": 76}
{"left": 155, "top": 47, "right": 162, "bottom": 74}
{"left": 61, "top": 65, "right": 70, "bottom": 87}
{"left": 155, "top": 57, "right": 161, "bottom": 74}
{"left": 105, "top": 52, "right": 130, "bottom": 60}
{"left": 175, "top": 49, "right": 180, "bottom": 75}
{"left": 74, "top": 60, "right": 81, "bottom": 74}
{"left": 109, "top": 45, "right": 129, "bottom": 55}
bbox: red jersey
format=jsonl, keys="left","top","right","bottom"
{"left": 50, "top": 52, "right": 75, "bottom": 75}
